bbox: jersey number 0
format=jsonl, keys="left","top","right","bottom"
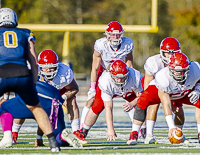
{"left": 3, "top": 31, "right": 18, "bottom": 48}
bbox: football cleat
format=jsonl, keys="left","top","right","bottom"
{"left": 34, "top": 139, "right": 45, "bottom": 147}
{"left": 12, "top": 132, "right": 18, "bottom": 144}
{"left": 73, "top": 130, "right": 88, "bottom": 145}
{"left": 138, "top": 128, "right": 146, "bottom": 139}
{"left": 0, "top": 134, "right": 12, "bottom": 148}
{"left": 61, "top": 129, "right": 83, "bottom": 148}
{"left": 49, "top": 136, "right": 60, "bottom": 152}
{"left": 127, "top": 131, "right": 138, "bottom": 145}
{"left": 144, "top": 134, "right": 157, "bottom": 144}
{"left": 182, "top": 135, "right": 190, "bottom": 144}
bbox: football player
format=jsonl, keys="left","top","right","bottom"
{"left": 127, "top": 53, "right": 200, "bottom": 145}
{"left": 141, "top": 37, "right": 185, "bottom": 144}
{"left": 0, "top": 8, "right": 59, "bottom": 152}
{"left": 12, "top": 49, "right": 87, "bottom": 145}
{"left": 80, "top": 21, "right": 139, "bottom": 135}
{"left": 0, "top": 74, "right": 82, "bottom": 148}
{"left": 80, "top": 60, "right": 143, "bottom": 141}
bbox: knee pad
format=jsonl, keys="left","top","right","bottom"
{"left": 133, "top": 105, "right": 147, "bottom": 122}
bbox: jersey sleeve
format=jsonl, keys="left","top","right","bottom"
{"left": 94, "top": 38, "right": 105, "bottom": 55}
{"left": 98, "top": 72, "right": 114, "bottom": 99}
{"left": 154, "top": 68, "right": 170, "bottom": 92}
{"left": 122, "top": 37, "right": 134, "bottom": 54}
{"left": 144, "top": 56, "right": 159, "bottom": 76}
{"left": 22, "top": 28, "right": 36, "bottom": 43}
{"left": 51, "top": 63, "right": 74, "bottom": 89}
{"left": 134, "top": 69, "right": 143, "bottom": 93}
{"left": 29, "top": 32, "right": 36, "bottom": 43}
{"left": 101, "top": 91, "right": 112, "bottom": 101}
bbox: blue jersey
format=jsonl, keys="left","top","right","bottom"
{"left": 0, "top": 74, "right": 65, "bottom": 137}
{"left": 0, "top": 27, "right": 35, "bottom": 66}
{"left": 36, "top": 74, "right": 64, "bottom": 103}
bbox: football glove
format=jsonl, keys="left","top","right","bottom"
{"left": 188, "top": 90, "right": 200, "bottom": 104}
{"left": 87, "top": 88, "right": 96, "bottom": 101}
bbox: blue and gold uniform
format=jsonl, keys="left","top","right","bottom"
{"left": 0, "top": 74, "right": 65, "bottom": 137}
{"left": 0, "top": 26, "right": 39, "bottom": 106}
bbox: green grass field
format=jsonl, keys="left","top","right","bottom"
{"left": 0, "top": 105, "right": 199, "bottom": 155}
{"left": 1, "top": 127, "right": 200, "bottom": 155}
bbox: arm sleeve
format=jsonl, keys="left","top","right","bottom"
{"left": 101, "top": 91, "right": 112, "bottom": 101}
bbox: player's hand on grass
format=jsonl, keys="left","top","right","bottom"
{"left": 107, "top": 129, "right": 117, "bottom": 141}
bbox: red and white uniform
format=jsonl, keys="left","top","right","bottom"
{"left": 138, "top": 54, "right": 164, "bottom": 109}
{"left": 144, "top": 54, "right": 164, "bottom": 77}
{"left": 141, "top": 54, "right": 164, "bottom": 87}
{"left": 95, "top": 37, "right": 133, "bottom": 70}
{"left": 138, "top": 61, "right": 200, "bottom": 109}
{"left": 94, "top": 37, "right": 134, "bottom": 80}
{"left": 91, "top": 67, "right": 143, "bottom": 115}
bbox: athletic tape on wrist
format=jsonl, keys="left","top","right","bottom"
{"left": 61, "top": 94, "right": 68, "bottom": 100}
{"left": 165, "top": 115, "right": 176, "bottom": 130}
{"left": 36, "top": 134, "right": 43, "bottom": 139}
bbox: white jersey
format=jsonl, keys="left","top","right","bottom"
{"left": 144, "top": 54, "right": 164, "bottom": 77}
{"left": 94, "top": 37, "right": 134, "bottom": 69}
{"left": 49, "top": 62, "right": 74, "bottom": 89}
{"left": 98, "top": 67, "right": 143, "bottom": 100}
{"left": 155, "top": 61, "right": 200, "bottom": 100}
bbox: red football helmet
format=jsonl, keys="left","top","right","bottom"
{"left": 38, "top": 49, "right": 59, "bottom": 79}
{"left": 160, "top": 37, "right": 181, "bottom": 64}
{"left": 110, "top": 60, "right": 129, "bottom": 86}
{"left": 105, "top": 21, "right": 124, "bottom": 46}
{"left": 168, "top": 53, "right": 190, "bottom": 82}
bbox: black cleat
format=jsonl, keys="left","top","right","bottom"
{"left": 49, "top": 136, "right": 60, "bottom": 152}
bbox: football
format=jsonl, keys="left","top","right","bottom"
{"left": 169, "top": 129, "right": 184, "bottom": 144}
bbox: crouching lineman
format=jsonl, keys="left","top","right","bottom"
{"left": 78, "top": 60, "right": 143, "bottom": 141}
{"left": 142, "top": 37, "right": 184, "bottom": 144}
{"left": 12, "top": 49, "right": 86, "bottom": 145}
{"left": 127, "top": 53, "right": 200, "bottom": 145}
{"left": 0, "top": 74, "right": 82, "bottom": 148}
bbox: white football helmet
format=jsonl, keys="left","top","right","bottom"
{"left": 0, "top": 8, "right": 18, "bottom": 27}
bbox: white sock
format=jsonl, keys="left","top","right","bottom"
{"left": 132, "top": 123, "right": 141, "bottom": 133}
{"left": 197, "top": 124, "right": 200, "bottom": 133}
{"left": 140, "top": 125, "right": 146, "bottom": 129}
{"left": 128, "top": 108, "right": 135, "bottom": 122}
{"left": 83, "top": 124, "right": 91, "bottom": 130}
{"left": 70, "top": 118, "right": 80, "bottom": 132}
{"left": 12, "top": 122, "right": 22, "bottom": 132}
{"left": 146, "top": 120, "right": 155, "bottom": 136}
{"left": 80, "top": 106, "right": 90, "bottom": 129}
{"left": 3, "top": 130, "right": 12, "bottom": 139}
